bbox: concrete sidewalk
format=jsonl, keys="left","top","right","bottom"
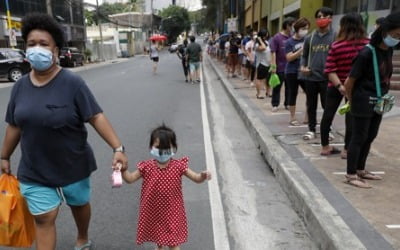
{"left": 205, "top": 55, "right": 400, "bottom": 250}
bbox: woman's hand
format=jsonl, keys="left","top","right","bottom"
{"left": 338, "top": 85, "right": 346, "bottom": 96}
{"left": 0, "top": 159, "right": 11, "bottom": 174}
{"left": 112, "top": 152, "right": 128, "bottom": 171}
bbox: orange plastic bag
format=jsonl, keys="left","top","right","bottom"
{"left": 0, "top": 174, "right": 35, "bottom": 247}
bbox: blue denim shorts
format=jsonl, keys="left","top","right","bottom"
{"left": 189, "top": 62, "right": 200, "bottom": 72}
{"left": 20, "top": 178, "right": 90, "bottom": 215}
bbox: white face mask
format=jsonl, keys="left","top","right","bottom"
{"left": 298, "top": 29, "right": 309, "bottom": 38}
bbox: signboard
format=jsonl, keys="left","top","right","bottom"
{"left": 1, "top": 16, "right": 22, "bottom": 36}
{"left": 226, "top": 17, "right": 238, "bottom": 32}
{"left": 9, "top": 28, "right": 16, "bottom": 46}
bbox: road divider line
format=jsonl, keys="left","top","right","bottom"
{"left": 386, "top": 225, "right": 400, "bottom": 229}
{"left": 200, "top": 64, "right": 230, "bottom": 250}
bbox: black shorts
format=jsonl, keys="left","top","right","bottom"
{"left": 151, "top": 57, "right": 159, "bottom": 62}
{"left": 246, "top": 60, "right": 255, "bottom": 69}
{"left": 256, "top": 64, "right": 270, "bottom": 80}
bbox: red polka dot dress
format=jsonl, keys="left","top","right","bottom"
{"left": 136, "top": 157, "right": 189, "bottom": 246}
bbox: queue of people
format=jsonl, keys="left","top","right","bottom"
{"left": 207, "top": 8, "right": 400, "bottom": 189}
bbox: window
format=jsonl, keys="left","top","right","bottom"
{"left": 344, "top": 0, "right": 359, "bottom": 12}
{"left": 0, "top": 52, "right": 6, "bottom": 60}
{"left": 361, "top": 0, "right": 391, "bottom": 11}
{"left": 393, "top": 0, "right": 400, "bottom": 11}
{"left": 6, "top": 50, "right": 23, "bottom": 59}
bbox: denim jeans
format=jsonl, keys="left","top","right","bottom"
{"left": 305, "top": 80, "right": 328, "bottom": 132}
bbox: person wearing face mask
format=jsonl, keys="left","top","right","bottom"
{"left": 300, "top": 7, "right": 336, "bottom": 140}
{"left": 254, "top": 29, "right": 272, "bottom": 99}
{"left": 245, "top": 31, "right": 258, "bottom": 86}
{"left": 284, "top": 17, "right": 310, "bottom": 126}
{"left": 270, "top": 16, "right": 296, "bottom": 111}
{"left": 320, "top": 13, "right": 369, "bottom": 157}
{"left": 343, "top": 12, "right": 400, "bottom": 188}
{"left": 120, "top": 124, "right": 211, "bottom": 250}
{"left": 0, "top": 13, "right": 128, "bottom": 250}
{"left": 368, "top": 17, "right": 385, "bottom": 39}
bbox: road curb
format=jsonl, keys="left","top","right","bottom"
{"left": 205, "top": 56, "right": 366, "bottom": 250}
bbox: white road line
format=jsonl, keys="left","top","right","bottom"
{"left": 386, "top": 225, "right": 400, "bottom": 229}
{"left": 200, "top": 65, "right": 230, "bottom": 250}
{"left": 0, "top": 82, "right": 14, "bottom": 88}
{"left": 333, "top": 171, "right": 385, "bottom": 175}
{"left": 311, "top": 143, "right": 345, "bottom": 147}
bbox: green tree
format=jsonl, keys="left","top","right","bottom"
{"left": 189, "top": 8, "right": 207, "bottom": 33}
{"left": 159, "top": 5, "right": 190, "bottom": 43}
{"left": 202, "top": 0, "right": 229, "bottom": 33}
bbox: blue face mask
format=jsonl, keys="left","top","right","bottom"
{"left": 150, "top": 147, "right": 175, "bottom": 163}
{"left": 383, "top": 34, "right": 400, "bottom": 47}
{"left": 26, "top": 46, "right": 53, "bottom": 71}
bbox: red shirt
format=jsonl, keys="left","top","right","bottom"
{"left": 324, "top": 38, "right": 369, "bottom": 87}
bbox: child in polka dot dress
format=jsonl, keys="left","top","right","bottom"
{"left": 120, "top": 124, "right": 211, "bottom": 250}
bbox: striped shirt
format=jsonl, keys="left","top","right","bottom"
{"left": 324, "top": 38, "right": 369, "bottom": 87}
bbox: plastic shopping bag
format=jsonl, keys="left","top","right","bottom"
{"left": 268, "top": 73, "right": 281, "bottom": 88}
{"left": 338, "top": 102, "right": 350, "bottom": 115}
{"left": 0, "top": 174, "right": 35, "bottom": 247}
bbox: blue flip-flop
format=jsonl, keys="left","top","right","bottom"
{"left": 74, "top": 240, "right": 94, "bottom": 250}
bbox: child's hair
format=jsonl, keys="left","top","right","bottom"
{"left": 149, "top": 124, "right": 178, "bottom": 151}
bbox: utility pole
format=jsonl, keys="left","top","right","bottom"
{"left": 96, "top": 0, "right": 104, "bottom": 61}
{"left": 150, "top": 0, "right": 153, "bottom": 35}
{"left": 46, "top": 0, "right": 52, "bottom": 16}
{"left": 5, "top": 0, "right": 16, "bottom": 48}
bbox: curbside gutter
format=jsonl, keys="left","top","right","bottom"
{"left": 205, "top": 56, "right": 366, "bottom": 250}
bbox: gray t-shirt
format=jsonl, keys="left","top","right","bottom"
{"left": 186, "top": 42, "right": 202, "bottom": 63}
{"left": 254, "top": 40, "right": 271, "bottom": 68}
{"left": 300, "top": 29, "right": 335, "bottom": 82}
{"left": 5, "top": 69, "right": 102, "bottom": 187}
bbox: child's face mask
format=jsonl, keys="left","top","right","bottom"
{"left": 150, "top": 147, "right": 175, "bottom": 163}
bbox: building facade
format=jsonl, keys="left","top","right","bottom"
{"left": 0, "top": 0, "right": 85, "bottom": 50}
{"left": 243, "top": 0, "right": 400, "bottom": 35}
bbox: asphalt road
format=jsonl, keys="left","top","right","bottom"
{"left": 0, "top": 49, "right": 315, "bottom": 249}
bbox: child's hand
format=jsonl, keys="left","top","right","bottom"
{"left": 200, "top": 171, "right": 211, "bottom": 181}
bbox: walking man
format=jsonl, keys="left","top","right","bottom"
{"left": 270, "top": 16, "right": 296, "bottom": 111}
{"left": 186, "top": 36, "right": 202, "bottom": 83}
{"left": 177, "top": 39, "right": 190, "bottom": 82}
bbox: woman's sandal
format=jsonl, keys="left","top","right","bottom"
{"left": 256, "top": 95, "right": 264, "bottom": 99}
{"left": 344, "top": 175, "right": 371, "bottom": 188}
{"left": 357, "top": 170, "right": 383, "bottom": 180}
{"left": 74, "top": 240, "right": 94, "bottom": 250}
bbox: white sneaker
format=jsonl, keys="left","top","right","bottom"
{"left": 303, "top": 131, "right": 316, "bottom": 140}
{"left": 272, "top": 106, "right": 278, "bottom": 112}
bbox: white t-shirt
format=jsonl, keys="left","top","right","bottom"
{"left": 150, "top": 45, "right": 158, "bottom": 58}
{"left": 255, "top": 40, "right": 271, "bottom": 67}
{"left": 245, "top": 40, "right": 255, "bottom": 61}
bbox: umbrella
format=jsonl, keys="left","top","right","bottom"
{"left": 149, "top": 34, "right": 167, "bottom": 41}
